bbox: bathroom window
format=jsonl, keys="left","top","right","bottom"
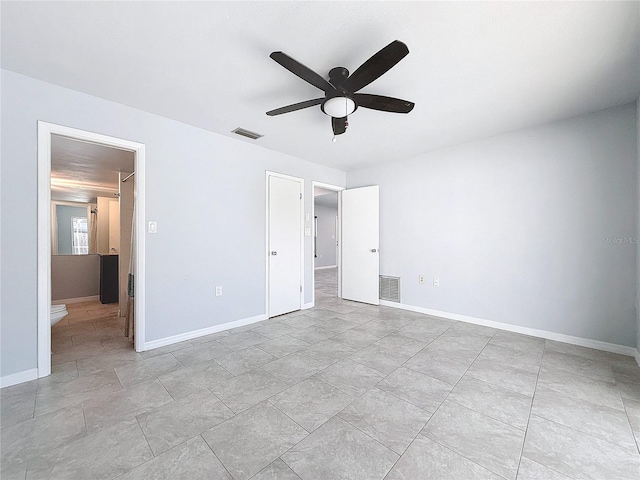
{"left": 71, "top": 217, "right": 89, "bottom": 255}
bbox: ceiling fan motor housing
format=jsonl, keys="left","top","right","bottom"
{"left": 328, "top": 67, "right": 350, "bottom": 87}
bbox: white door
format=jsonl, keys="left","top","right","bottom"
{"left": 268, "top": 175, "right": 302, "bottom": 317}
{"left": 341, "top": 185, "right": 379, "bottom": 305}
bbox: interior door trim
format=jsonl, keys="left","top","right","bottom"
{"left": 37, "top": 121, "right": 146, "bottom": 378}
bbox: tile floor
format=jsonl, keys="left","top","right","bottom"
{"left": 2, "top": 269, "right": 640, "bottom": 479}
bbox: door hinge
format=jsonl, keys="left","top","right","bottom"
{"left": 300, "top": 285, "right": 302, "bottom": 292}
{"left": 300, "top": 193, "right": 302, "bottom": 200}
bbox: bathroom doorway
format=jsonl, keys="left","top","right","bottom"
{"left": 37, "top": 122, "right": 146, "bottom": 378}
{"left": 50, "top": 135, "right": 134, "bottom": 307}
{"left": 49, "top": 135, "right": 135, "bottom": 363}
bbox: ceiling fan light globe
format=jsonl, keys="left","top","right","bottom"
{"left": 323, "top": 96, "right": 356, "bottom": 118}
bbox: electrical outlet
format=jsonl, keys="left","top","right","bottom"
{"left": 433, "top": 278, "right": 440, "bottom": 287}
{"left": 215, "top": 286, "right": 222, "bottom": 296}
{"left": 419, "top": 275, "right": 425, "bottom": 284}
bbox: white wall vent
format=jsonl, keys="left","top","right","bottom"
{"left": 379, "top": 275, "right": 400, "bottom": 303}
{"left": 232, "top": 127, "right": 263, "bottom": 140}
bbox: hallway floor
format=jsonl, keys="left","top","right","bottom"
{"left": 2, "top": 273, "right": 640, "bottom": 479}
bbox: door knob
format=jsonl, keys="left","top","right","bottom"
{"left": 271, "top": 251, "right": 278, "bottom": 255}
{"left": 371, "top": 249, "right": 377, "bottom": 253}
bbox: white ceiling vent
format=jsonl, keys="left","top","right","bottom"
{"left": 379, "top": 275, "right": 400, "bottom": 303}
{"left": 232, "top": 127, "right": 263, "bottom": 140}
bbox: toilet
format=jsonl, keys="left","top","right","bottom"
{"left": 51, "top": 304, "right": 68, "bottom": 326}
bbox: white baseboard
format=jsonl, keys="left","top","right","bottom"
{"left": 0, "top": 368, "right": 38, "bottom": 388}
{"left": 143, "top": 313, "right": 268, "bottom": 351}
{"left": 314, "top": 265, "right": 337, "bottom": 270}
{"left": 302, "top": 302, "right": 314, "bottom": 310}
{"left": 53, "top": 295, "right": 100, "bottom": 305}
{"left": 379, "top": 300, "right": 638, "bottom": 358}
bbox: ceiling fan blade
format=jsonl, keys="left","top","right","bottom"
{"left": 353, "top": 94, "right": 414, "bottom": 113}
{"left": 266, "top": 98, "right": 325, "bottom": 116}
{"left": 343, "top": 40, "right": 409, "bottom": 93}
{"left": 270, "top": 52, "right": 336, "bottom": 93}
{"left": 332, "top": 116, "right": 347, "bottom": 135}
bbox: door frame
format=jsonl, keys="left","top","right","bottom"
{"left": 311, "top": 181, "right": 345, "bottom": 306}
{"left": 265, "top": 171, "right": 305, "bottom": 317}
{"left": 37, "top": 122, "right": 146, "bottom": 377}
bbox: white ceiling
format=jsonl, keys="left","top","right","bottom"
{"left": 315, "top": 192, "right": 338, "bottom": 209}
{"left": 3, "top": 2, "right": 639, "bottom": 171}
{"left": 314, "top": 187, "right": 338, "bottom": 197}
{"left": 314, "top": 186, "right": 339, "bottom": 207}
{"left": 51, "top": 135, "right": 134, "bottom": 203}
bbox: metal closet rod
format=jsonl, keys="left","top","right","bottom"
{"left": 121, "top": 172, "right": 135, "bottom": 183}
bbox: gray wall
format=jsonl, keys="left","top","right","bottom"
{"left": 96, "top": 197, "right": 112, "bottom": 254}
{"left": 637, "top": 99, "right": 640, "bottom": 354}
{"left": 348, "top": 103, "right": 638, "bottom": 347}
{"left": 56, "top": 205, "right": 87, "bottom": 255}
{"left": 51, "top": 254, "right": 100, "bottom": 301}
{"left": 0, "top": 69, "right": 345, "bottom": 378}
{"left": 315, "top": 203, "right": 337, "bottom": 268}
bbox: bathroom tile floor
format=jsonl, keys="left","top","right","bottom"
{"left": 2, "top": 269, "right": 640, "bottom": 479}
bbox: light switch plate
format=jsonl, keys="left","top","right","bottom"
{"left": 148, "top": 221, "right": 157, "bottom": 234}
{"left": 304, "top": 228, "right": 311, "bottom": 236}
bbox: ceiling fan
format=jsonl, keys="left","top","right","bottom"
{"left": 266, "top": 40, "right": 415, "bottom": 136}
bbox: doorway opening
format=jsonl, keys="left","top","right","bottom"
{"left": 312, "top": 183, "right": 380, "bottom": 307}
{"left": 37, "top": 122, "right": 146, "bottom": 378}
{"left": 312, "top": 182, "right": 344, "bottom": 305}
{"left": 50, "top": 135, "right": 135, "bottom": 359}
